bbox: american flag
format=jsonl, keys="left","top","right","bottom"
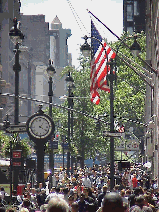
{"left": 90, "top": 20, "right": 116, "bottom": 104}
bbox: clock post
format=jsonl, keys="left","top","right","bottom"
{"left": 35, "top": 142, "right": 46, "bottom": 186}
{"left": 26, "top": 105, "right": 55, "bottom": 187}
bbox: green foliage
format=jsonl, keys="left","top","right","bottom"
{"left": 0, "top": 132, "right": 33, "bottom": 158}
{"left": 44, "top": 32, "right": 146, "bottom": 162}
{"left": 0, "top": 131, "right": 10, "bottom": 157}
{"left": 112, "top": 32, "right": 146, "bottom": 136}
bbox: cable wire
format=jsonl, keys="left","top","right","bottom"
{"left": 66, "top": 0, "right": 89, "bottom": 35}
{"left": 0, "top": 93, "right": 148, "bottom": 127}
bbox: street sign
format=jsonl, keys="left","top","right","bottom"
{"left": 5, "top": 124, "right": 26, "bottom": 133}
{"left": 61, "top": 143, "right": 69, "bottom": 149}
{"left": 52, "top": 141, "right": 58, "bottom": 149}
{"left": 103, "top": 131, "right": 124, "bottom": 137}
{"left": 126, "top": 141, "right": 140, "bottom": 151}
{"left": 115, "top": 141, "right": 125, "bottom": 151}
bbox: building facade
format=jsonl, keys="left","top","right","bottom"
{"left": 145, "top": 0, "right": 159, "bottom": 182}
{"left": 19, "top": 14, "right": 50, "bottom": 114}
{"left": 123, "top": 0, "right": 146, "bottom": 34}
{"left": 49, "top": 16, "right": 72, "bottom": 104}
{"left": 0, "top": 0, "right": 22, "bottom": 123}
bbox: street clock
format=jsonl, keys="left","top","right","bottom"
{"left": 26, "top": 105, "right": 55, "bottom": 142}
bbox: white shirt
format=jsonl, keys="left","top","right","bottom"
{"left": 82, "top": 177, "right": 91, "bottom": 187}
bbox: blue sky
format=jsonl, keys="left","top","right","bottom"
{"left": 20, "top": 0, "right": 123, "bottom": 68}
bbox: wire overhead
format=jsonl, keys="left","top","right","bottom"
{"left": 0, "top": 93, "right": 148, "bottom": 127}
{"left": 66, "top": 0, "right": 89, "bottom": 35}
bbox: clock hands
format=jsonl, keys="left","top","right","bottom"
{"left": 39, "top": 125, "right": 48, "bottom": 132}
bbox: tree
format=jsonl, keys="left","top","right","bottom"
{"left": 112, "top": 31, "right": 146, "bottom": 137}
{"left": 0, "top": 132, "right": 33, "bottom": 158}
{"left": 44, "top": 32, "right": 146, "bottom": 165}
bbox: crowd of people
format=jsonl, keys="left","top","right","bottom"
{"left": 0, "top": 163, "right": 159, "bottom": 212}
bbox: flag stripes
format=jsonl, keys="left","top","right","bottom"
{"left": 90, "top": 20, "right": 116, "bottom": 104}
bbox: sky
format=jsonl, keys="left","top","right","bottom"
{"left": 20, "top": 0, "right": 123, "bottom": 68}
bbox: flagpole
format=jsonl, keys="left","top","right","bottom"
{"left": 87, "top": 9, "right": 120, "bottom": 40}
{"left": 107, "top": 58, "right": 116, "bottom": 190}
{"left": 87, "top": 9, "right": 157, "bottom": 74}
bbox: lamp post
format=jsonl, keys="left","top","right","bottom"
{"left": 9, "top": 17, "right": 24, "bottom": 125}
{"left": 9, "top": 17, "right": 24, "bottom": 192}
{"left": 65, "top": 72, "right": 74, "bottom": 176}
{"left": 46, "top": 59, "right": 56, "bottom": 189}
{"left": 115, "top": 34, "right": 158, "bottom": 182}
{"left": 80, "top": 34, "right": 143, "bottom": 190}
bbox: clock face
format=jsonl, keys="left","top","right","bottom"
{"left": 28, "top": 115, "right": 53, "bottom": 139}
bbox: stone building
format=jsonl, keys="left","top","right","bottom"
{"left": 123, "top": 0, "right": 146, "bottom": 34}
{"left": 49, "top": 15, "right": 72, "bottom": 104}
{"left": 19, "top": 14, "right": 50, "bottom": 114}
{"left": 145, "top": 0, "right": 159, "bottom": 182}
{"left": 0, "top": 0, "right": 21, "bottom": 124}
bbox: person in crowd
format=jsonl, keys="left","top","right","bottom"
{"left": 6, "top": 207, "right": 17, "bottom": 212}
{"left": 83, "top": 187, "right": 97, "bottom": 211}
{"left": 83, "top": 187, "right": 94, "bottom": 204}
{"left": 120, "top": 189, "right": 129, "bottom": 204}
{"left": 130, "top": 195, "right": 152, "bottom": 212}
{"left": 73, "top": 191, "right": 79, "bottom": 202}
{"left": 30, "top": 188, "right": 37, "bottom": 204}
{"left": 45, "top": 186, "right": 64, "bottom": 203}
{"left": 0, "top": 197, "right": 5, "bottom": 208}
{"left": 97, "top": 185, "right": 108, "bottom": 208}
{"left": 11, "top": 190, "right": 22, "bottom": 205}
{"left": 114, "top": 184, "right": 120, "bottom": 193}
{"left": 0, "top": 188, "right": 5, "bottom": 201}
{"left": 46, "top": 196, "right": 69, "bottom": 212}
{"left": 71, "top": 202, "right": 79, "bottom": 212}
{"left": 82, "top": 173, "right": 91, "bottom": 188}
{"left": 68, "top": 195, "right": 75, "bottom": 211}
{"left": 123, "top": 202, "right": 129, "bottom": 212}
{"left": 132, "top": 174, "right": 138, "bottom": 189}
{"left": 101, "top": 192, "right": 124, "bottom": 212}
{"left": 0, "top": 207, "right": 5, "bottom": 212}
{"left": 19, "top": 198, "right": 32, "bottom": 211}
{"left": 26, "top": 183, "right": 31, "bottom": 193}
{"left": 36, "top": 188, "right": 46, "bottom": 208}
{"left": 128, "top": 187, "right": 144, "bottom": 208}
{"left": 20, "top": 208, "right": 29, "bottom": 212}
{"left": 76, "top": 193, "right": 89, "bottom": 212}
{"left": 143, "top": 194, "right": 156, "bottom": 212}
{"left": 19, "top": 192, "right": 36, "bottom": 211}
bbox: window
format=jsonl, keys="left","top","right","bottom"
{"left": 127, "top": 4, "right": 133, "bottom": 21}
{"left": 127, "top": 27, "right": 134, "bottom": 34}
{"left": 134, "top": 1, "right": 139, "bottom": 16}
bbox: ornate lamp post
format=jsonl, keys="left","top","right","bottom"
{"left": 9, "top": 17, "right": 24, "bottom": 193}
{"left": 46, "top": 59, "right": 56, "bottom": 188}
{"left": 9, "top": 17, "right": 24, "bottom": 125}
{"left": 80, "top": 35, "right": 142, "bottom": 190}
{"left": 65, "top": 72, "right": 74, "bottom": 176}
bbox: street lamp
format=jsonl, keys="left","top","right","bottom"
{"left": 9, "top": 17, "right": 24, "bottom": 195}
{"left": 115, "top": 34, "right": 158, "bottom": 182}
{"left": 46, "top": 59, "right": 56, "bottom": 189}
{"left": 80, "top": 34, "right": 143, "bottom": 190}
{"left": 9, "top": 17, "right": 24, "bottom": 125}
{"left": 81, "top": 36, "right": 116, "bottom": 190}
{"left": 65, "top": 72, "right": 74, "bottom": 176}
{"left": 129, "top": 35, "right": 141, "bottom": 57}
